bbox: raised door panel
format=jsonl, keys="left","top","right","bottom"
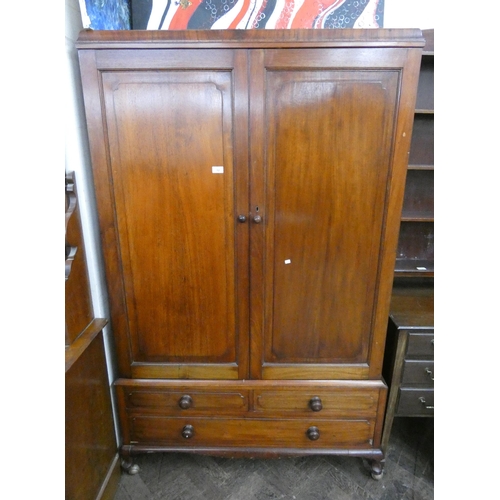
{"left": 98, "top": 51, "right": 249, "bottom": 379}
{"left": 250, "top": 49, "right": 406, "bottom": 379}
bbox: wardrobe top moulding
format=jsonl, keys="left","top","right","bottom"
{"left": 76, "top": 28, "right": 425, "bottom": 49}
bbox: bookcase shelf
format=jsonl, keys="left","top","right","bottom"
{"left": 396, "top": 29, "right": 434, "bottom": 280}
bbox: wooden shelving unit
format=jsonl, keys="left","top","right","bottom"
{"left": 395, "top": 29, "right": 434, "bottom": 278}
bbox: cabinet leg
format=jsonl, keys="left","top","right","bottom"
{"left": 369, "top": 459, "right": 385, "bottom": 480}
{"left": 120, "top": 447, "right": 140, "bottom": 475}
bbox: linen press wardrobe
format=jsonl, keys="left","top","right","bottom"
{"left": 76, "top": 29, "right": 424, "bottom": 479}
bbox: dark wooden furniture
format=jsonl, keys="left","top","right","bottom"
{"left": 76, "top": 29, "right": 424, "bottom": 480}
{"left": 65, "top": 172, "right": 120, "bottom": 500}
{"left": 381, "top": 29, "right": 434, "bottom": 456}
{"left": 65, "top": 172, "right": 93, "bottom": 346}
{"left": 381, "top": 281, "right": 434, "bottom": 453}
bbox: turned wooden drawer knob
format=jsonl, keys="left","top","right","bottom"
{"left": 178, "top": 395, "right": 193, "bottom": 409}
{"left": 309, "top": 396, "right": 323, "bottom": 412}
{"left": 181, "top": 424, "right": 195, "bottom": 439}
{"left": 306, "top": 426, "right": 320, "bottom": 441}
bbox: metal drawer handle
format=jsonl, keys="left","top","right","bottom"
{"left": 425, "top": 368, "right": 434, "bottom": 381}
{"left": 419, "top": 397, "right": 434, "bottom": 410}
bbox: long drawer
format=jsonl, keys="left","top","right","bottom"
{"left": 117, "top": 380, "right": 386, "bottom": 418}
{"left": 129, "top": 416, "right": 376, "bottom": 449}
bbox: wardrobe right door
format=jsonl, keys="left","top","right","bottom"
{"left": 249, "top": 47, "right": 407, "bottom": 381}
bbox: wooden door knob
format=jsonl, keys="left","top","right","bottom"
{"left": 306, "top": 426, "right": 320, "bottom": 441}
{"left": 309, "top": 397, "right": 323, "bottom": 412}
{"left": 178, "top": 395, "right": 193, "bottom": 409}
{"left": 181, "top": 425, "right": 195, "bottom": 439}
{"left": 253, "top": 215, "right": 262, "bottom": 223}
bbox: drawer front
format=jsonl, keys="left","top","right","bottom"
{"left": 401, "top": 360, "right": 434, "bottom": 386}
{"left": 253, "top": 388, "right": 381, "bottom": 418}
{"left": 125, "top": 390, "right": 249, "bottom": 414}
{"left": 129, "top": 416, "right": 376, "bottom": 449}
{"left": 406, "top": 332, "right": 434, "bottom": 357}
{"left": 397, "top": 388, "right": 434, "bottom": 416}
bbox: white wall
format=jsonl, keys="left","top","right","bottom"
{"left": 65, "top": 0, "right": 120, "bottom": 443}
{"left": 65, "top": 0, "right": 110, "bottom": 324}
{"left": 384, "top": 0, "right": 435, "bottom": 29}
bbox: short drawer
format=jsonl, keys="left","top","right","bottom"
{"left": 406, "top": 332, "right": 434, "bottom": 357}
{"left": 253, "top": 388, "right": 381, "bottom": 418}
{"left": 129, "top": 416, "right": 376, "bottom": 450}
{"left": 401, "top": 360, "right": 434, "bottom": 386}
{"left": 125, "top": 390, "right": 249, "bottom": 414}
{"left": 396, "top": 388, "right": 434, "bottom": 416}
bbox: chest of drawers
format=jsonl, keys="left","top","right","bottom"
{"left": 116, "top": 379, "right": 387, "bottom": 456}
{"left": 381, "top": 282, "right": 434, "bottom": 452}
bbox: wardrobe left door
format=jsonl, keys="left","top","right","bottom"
{"left": 79, "top": 48, "right": 250, "bottom": 380}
